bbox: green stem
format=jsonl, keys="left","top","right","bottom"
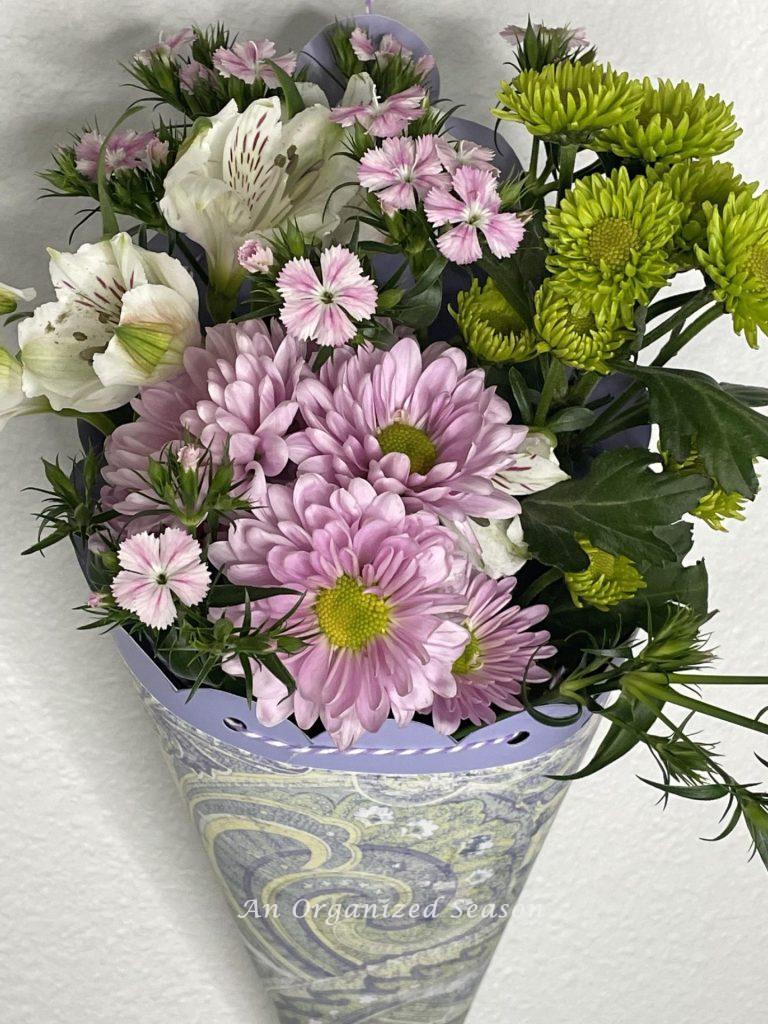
{"left": 645, "top": 289, "right": 704, "bottom": 323}
{"left": 557, "top": 144, "right": 579, "bottom": 199}
{"left": 670, "top": 674, "right": 768, "bottom": 686}
{"left": 651, "top": 304, "right": 722, "bottom": 367}
{"left": 533, "top": 358, "right": 565, "bottom": 427}
{"left": 519, "top": 567, "right": 562, "bottom": 604}
{"left": 566, "top": 370, "right": 600, "bottom": 406}
{"left": 581, "top": 402, "right": 651, "bottom": 447}
{"left": 527, "top": 136, "right": 540, "bottom": 181}
{"left": 631, "top": 678, "right": 768, "bottom": 737}
{"left": 640, "top": 290, "right": 712, "bottom": 349}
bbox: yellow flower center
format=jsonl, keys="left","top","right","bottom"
{"left": 570, "top": 310, "right": 598, "bottom": 335}
{"left": 588, "top": 217, "right": 637, "bottom": 270}
{"left": 378, "top": 422, "right": 437, "bottom": 475}
{"left": 314, "top": 575, "right": 391, "bottom": 651}
{"left": 452, "top": 630, "right": 483, "bottom": 676}
{"left": 746, "top": 245, "right": 768, "bottom": 288}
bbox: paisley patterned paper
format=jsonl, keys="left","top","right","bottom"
{"left": 142, "top": 688, "right": 595, "bottom": 1024}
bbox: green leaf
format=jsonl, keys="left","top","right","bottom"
{"left": 743, "top": 799, "right": 768, "bottom": 869}
{"left": 520, "top": 449, "right": 710, "bottom": 572}
{"left": 547, "top": 406, "right": 597, "bottom": 433}
{"left": 721, "top": 383, "right": 768, "bottom": 408}
{"left": 265, "top": 60, "right": 305, "bottom": 118}
{"left": 552, "top": 693, "right": 660, "bottom": 780}
{"left": 623, "top": 364, "right": 768, "bottom": 497}
{"left": 208, "top": 584, "right": 297, "bottom": 607}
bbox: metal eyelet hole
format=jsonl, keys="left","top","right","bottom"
{"left": 507, "top": 730, "right": 530, "bottom": 746}
{"left": 223, "top": 717, "right": 248, "bottom": 732}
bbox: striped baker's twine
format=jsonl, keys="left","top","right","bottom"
{"left": 222, "top": 718, "right": 530, "bottom": 757}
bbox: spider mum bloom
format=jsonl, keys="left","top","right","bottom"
{"left": 288, "top": 336, "right": 527, "bottom": 519}
{"left": 276, "top": 246, "right": 378, "bottom": 347}
{"left": 453, "top": 278, "right": 536, "bottom": 363}
{"left": 430, "top": 571, "right": 555, "bottom": 735}
{"left": 647, "top": 159, "right": 757, "bottom": 263}
{"left": 544, "top": 167, "right": 683, "bottom": 326}
{"left": 111, "top": 528, "right": 211, "bottom": 630}
{"left": 493, "top": 62, "right": 643, "bottom": 143}
{"left": 212, "top": 39, "right": 297, "bottom": 87}
{"left": 330, "top": 73, "right": 426, "bottom": 138}
{"left": 209, "top": 476, "right": 469, "bottom": 748}
{"left": 534, "top": 279, "right": 633, "bottom": 373}
{"left": 424, "top": 167, "right": 525, "bottom": 265}
{"left": 101, "top": 319, "right": 307, "bottom": 529}
{"left": 565, "top": 537, "right": 646, "bottom": 612}
{"left": 596, "top": 79, "right": 741, "bottom": 164}
{"left": 358, "top": 135, "right": 448, "bottom": 214}
{"left": 694, "top": 191, "right": 768, "bottom": 348}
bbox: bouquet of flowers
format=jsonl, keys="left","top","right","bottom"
{"left": 4, "top": 14, "right": 768, "bottom": 879}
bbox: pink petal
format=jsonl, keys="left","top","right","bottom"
{"left": 436, "top": 223, "right": 483, "bottom": 264}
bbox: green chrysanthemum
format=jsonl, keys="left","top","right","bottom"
{"left": 596, "top": 78, "right": 741, "bottom": 163}
{"left": 493, "top": 62, "right": 643, "bottom": 143}
{"left": 694, "top": 190, "right": 768, "bottom": 347}
{"left": 452, "top": 279, "right": 537, "bottom": 363}
{"left": 647, "top": 159, "right": 757, "bottom": 261}
{"left": 565, "top": 536, "right": 647, "bottom": 612}
{"left": 534, "top": 279, "right": 632, "bottom": 373}
{"left": 662, "top": 449, "right": 748, "bottom": 532}
{"left": 693, "top": 488, "right": 747, "bottom": 531}
{"left": 545, "top": 167, "right": 684, "bottom": 325}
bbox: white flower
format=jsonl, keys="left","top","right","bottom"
{"left": 19, "top": 233, "right": 200, "bottom": 413}
{"left": 459, "top": 515, "right": 531, "bottom": 578}
{"left": 0, "top": 281, "right": 36, "bottom": 315}
{"left": 159, "top": 96, "right": 353, "bottom": 304}
{"left": 0, "top": 346, "right": 47, "bottom": 430}
{"left": 494, "top": 431, "right": 569, "bottom": 496}
{"left": 355, "top": 805, "right": 394, "bottom": 825}
{"left": 447, "top": 433, "right": 569, "bottom": 578}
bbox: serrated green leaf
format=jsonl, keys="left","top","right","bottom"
{"left": 520, "top": 448, "right": 710, "bottom": 572}
{"left": 721, "top": 383, "right": 768, "bottom": 408}
{"left": 624, "top": 364, "right": 768, "bottom": 497}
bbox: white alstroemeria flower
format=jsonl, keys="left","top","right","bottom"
{"left": 449, "top": 433, "right": 570, "bottom": 578}
{"left": 494, "top": 431, "right": 570, "bottom": 496}
{"left": 0, "top": 346, "right": 48, "bottom": 429}
{"left": 19, "top": 233, "right": 200, "bottom": 413}
{"left": 159, "top": 96, "right": 352, "bottom": 305}
{"left": 448, "top": 515, "right": 529, "bottom": 578}
{"left": 0, "top": 282, "right": 36, "bottom": 315}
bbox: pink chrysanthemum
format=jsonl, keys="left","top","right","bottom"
{"left": 212, "top": 40, "right": 297, "bottom": 87}
{"left": 74, "top": 130, "right": 159, "bottom": 181}
{"left": 209, "top": 476, "right": 469, "bottom": 749}
{"left": 424, "top": 167, "right": 525, "bottom": 264}
{"left": 288, "top": 336, "right": 527, "bottom": 519}
{"left": 330, "top": 85, "right": 426, "bottom": 138}
{"left": 429, "top": 571, "right": 554, "bottom": 735}
{"left": 276, "top": 246, "right": 378, "bottom": 348}
{"left": 358, "top": 135, "right": 448, "bottom": 214}
{"left": 237, "top": 240, "right": 274, "bottom": 274}
{"left": 101, "top": 319, "right": 308, "bottom": 531}
{"left": 111, "top": 528, "right": 211, "bottom": 630}
{"left": 179, "top": 60, "right": 218, "bottom": 93}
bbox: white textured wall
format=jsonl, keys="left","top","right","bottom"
{"left": 2, "top": 2, "right": 768, "bottom": 1021}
